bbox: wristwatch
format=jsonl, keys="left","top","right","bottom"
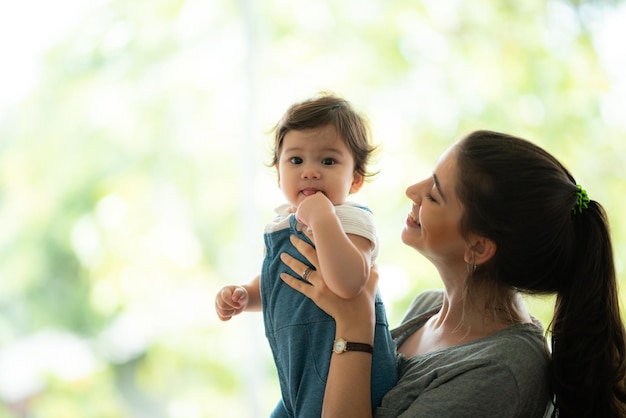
{"left": 332, "top": 337, "right": 374, "bottom": 354}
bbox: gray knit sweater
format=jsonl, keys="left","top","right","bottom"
{"left": 375, "top": 289, "right": 552, "bottom": 418}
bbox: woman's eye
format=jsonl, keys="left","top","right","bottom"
{"left": 289, "top": 157, "right": 303, "bottom": 164}
{"left": 426, "top": 192, "right": 437, "bottom": 203}
{"left": 321, "top": 158, "right": 335, "bottom": 165}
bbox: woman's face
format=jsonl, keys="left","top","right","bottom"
{"left": 402, "top": 144, "right": 467, "bottom": 266}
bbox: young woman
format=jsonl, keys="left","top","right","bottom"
{"left": 281, "top": 130, "right": 626, "bottom": 417}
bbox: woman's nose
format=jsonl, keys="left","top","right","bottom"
{"left": 405, "top": 182, "right": 423, "bottom": 201}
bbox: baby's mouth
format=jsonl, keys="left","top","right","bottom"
{"left": 301, "top": 188, "right": 320, "bottom": 197}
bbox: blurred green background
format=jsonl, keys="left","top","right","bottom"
{"left": 1, "top": 0, "right": 625, "bottom": 417}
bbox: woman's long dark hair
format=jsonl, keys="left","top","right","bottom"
{"left": 455, "top": 130, "right": 626, "bottom": 417}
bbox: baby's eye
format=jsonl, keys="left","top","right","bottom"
{"left": 289, "top": 157, "right": 303, "bottom": 164}
{"left": 321, "top": 158, "right": 336, "bottom": 166}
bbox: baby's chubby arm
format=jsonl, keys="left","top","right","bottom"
{"left": 215, "top": 274, "right": 262, "bottom": 321}
{"left": 296, "top": 193, "right": 372, "bottom": 299}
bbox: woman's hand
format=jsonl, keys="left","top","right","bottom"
{"left": 280, "top": 235, "right": 378, "bottom": 336}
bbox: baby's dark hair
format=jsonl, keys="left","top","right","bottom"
{"left": 270, "top": 93, "right": 377, "bottom": 177}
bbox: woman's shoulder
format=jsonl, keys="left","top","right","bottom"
{"left": 413, "top": 321, "right": 550, "bottom": 397}
{"left": 482, "top": 320, "right": 550, "bottom": 372}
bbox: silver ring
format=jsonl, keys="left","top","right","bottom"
{"left": 302, "top": 267, "right": 314, "bottom": 282}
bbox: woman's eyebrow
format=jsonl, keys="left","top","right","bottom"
{"left": 433, "top": 173, "right": 447, "bottom": 202}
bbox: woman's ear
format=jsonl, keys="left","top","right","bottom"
{"left": 464, "top": 235, "right": 496, "bottom": 266}
{"left": 349, "top": 173, "right": 365, "bottom": 194}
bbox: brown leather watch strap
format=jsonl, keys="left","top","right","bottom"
{"left": 346, "top": 341, "right": 374, "bottom": 354}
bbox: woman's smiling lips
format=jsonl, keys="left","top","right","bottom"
{"left": 407, "top": 208, "right": 420, "bottom": 228}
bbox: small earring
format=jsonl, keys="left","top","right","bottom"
{"left": 467, "top": 250, "right": 477, "bottom": 274}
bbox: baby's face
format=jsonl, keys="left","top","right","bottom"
{"left": 275, "top": 124, "right": 363, "bottom": 209}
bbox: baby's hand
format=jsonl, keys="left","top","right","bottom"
{"left": 215, "top": 286, "right": 249, "bottom": 321}
{"left": 296, "top": 192, "right": 335, "bottom": 229}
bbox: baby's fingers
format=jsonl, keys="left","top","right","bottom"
{"left": 232, "top": 287, "right": 247, "bottom": 304}
{"left": 215, "top": 286, "right": 245, "bottom": 321}
{"left": 215, "top": 299, "right": 237, "bottom": 321}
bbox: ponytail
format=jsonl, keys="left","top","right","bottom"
{"left": 455, "top": 131, "right": 626, "bottom": 417}
{"left": 550, "top": 201, "right": 626, "bottom": 417}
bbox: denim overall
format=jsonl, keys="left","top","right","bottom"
{"left": 261, "top": 208, "right": 397, "bottom": 417}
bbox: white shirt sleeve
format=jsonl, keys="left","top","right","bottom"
{"left": 335, "top": 203, "right": 379, "bottom": 263}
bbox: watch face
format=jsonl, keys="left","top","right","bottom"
{"left": 334, "top": 339, "right": 346, "bottom": 352}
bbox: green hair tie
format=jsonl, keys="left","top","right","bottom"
{"left": 573, "top": 184, "right": 590, "bottom": 214}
